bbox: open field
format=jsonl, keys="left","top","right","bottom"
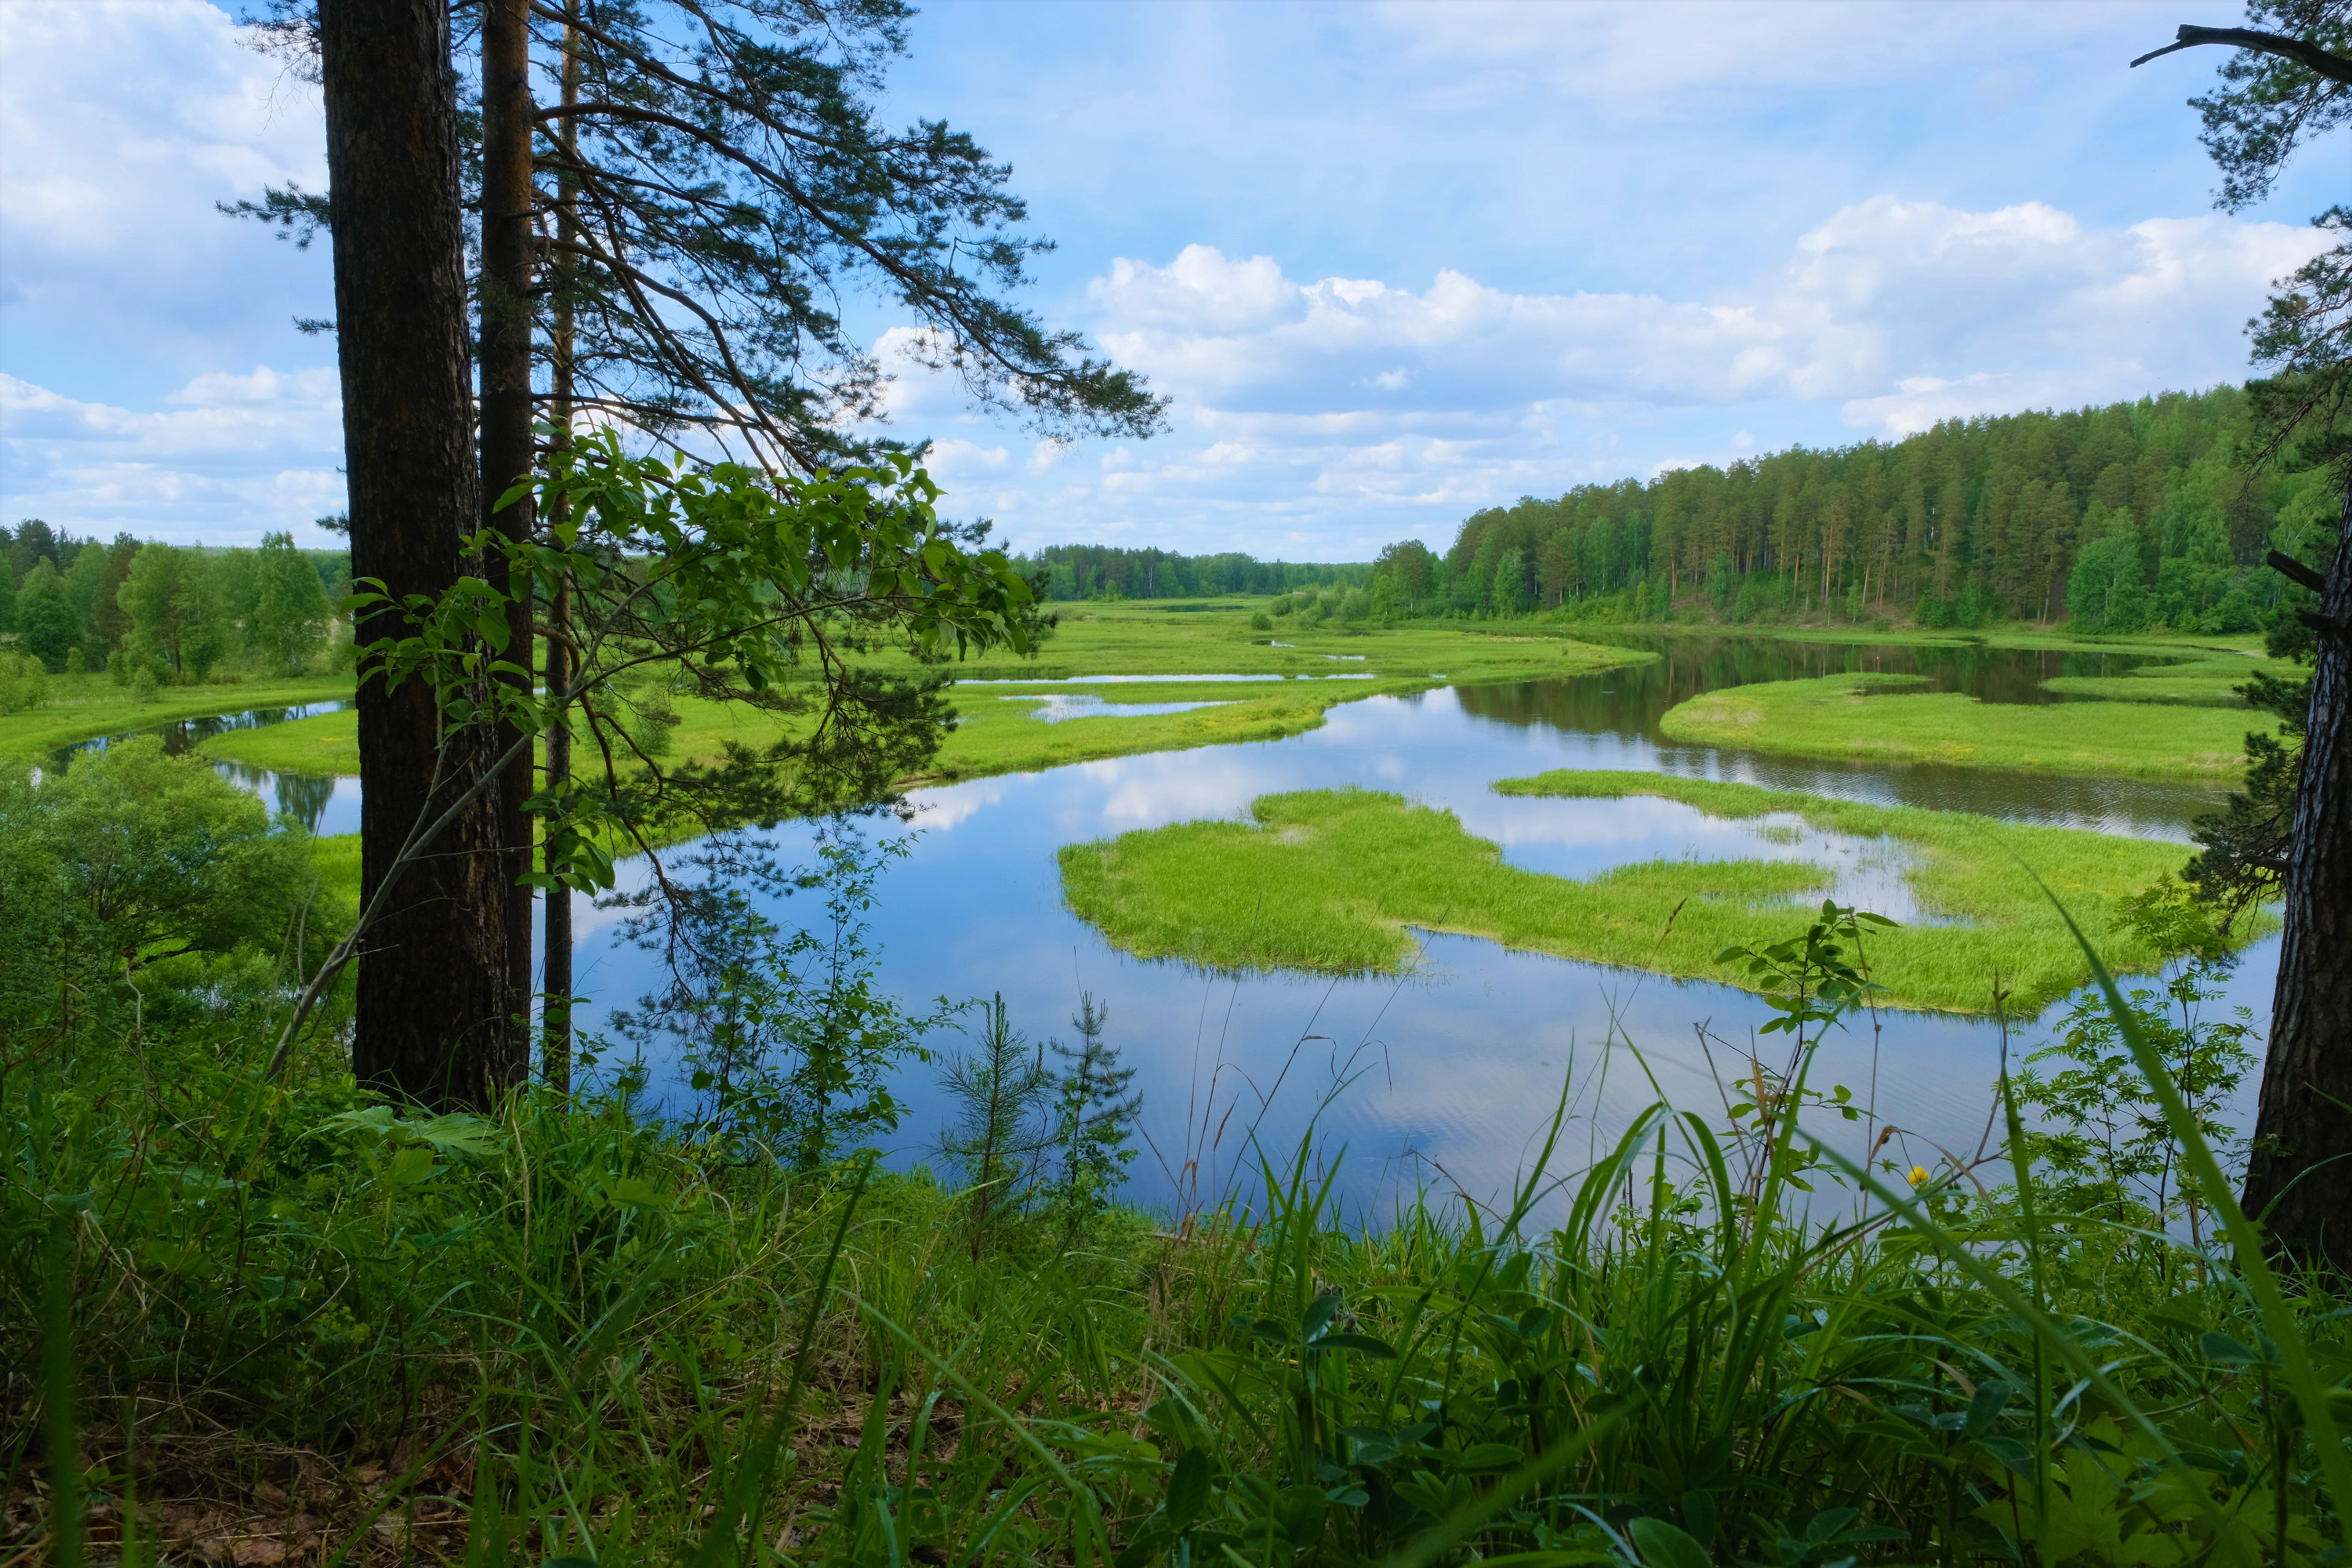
{"left": 1658, "top": 672, "right": 2273, "bottom": 777}
{"left": 1058, "top": 775, "right": 2213, "bottom": 1013}
{"left": 0, "top": 670, "right": 353, "bottom": 757}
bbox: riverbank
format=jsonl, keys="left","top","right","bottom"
{"left": 0, "top": 670, "right": 354, "bottom": 757}
{"left": 195, "top": 609, "right": 1653, "bottom": 784}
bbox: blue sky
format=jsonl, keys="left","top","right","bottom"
{"left": 0, "top": 1, "right": 2339, "bottom": 557}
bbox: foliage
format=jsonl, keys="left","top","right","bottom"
{"left": 2015, "top": 964, "right": 2257, "bottom": 1244}
{"left": 117, "top": 543, "right": 233, "bottom": 683}
{"left": 252, "top": 530, "right": 333, "bottom": 674}
{"left": 0, "top": 738, "right": 332, "bottom": 1043}
{"left": 0, "top": 651, "right": 49, "bottom": 715}
{"left": 238, "top": 0, "right": 1161, "bottom": 473}
{"left": 1026, "top": 545, "right": 1371, "bottom": 601}
{"left": 15, "top": 559, "right": 82, "bottom": 672}
{"left": 935, "top": 992, "right": 1055, "bottom": 1243}
{"left": 1044, "top": 991, "right": 1141, "bottom": 1242}
{"left": 1392, "top": 386, "right": 2347, "bottom": 631}
{"left": 5, "top": 914, "right": 2347, "bottom": 1566}
{"left": 604, "top": 826, "right": 946, "bottom": 1171}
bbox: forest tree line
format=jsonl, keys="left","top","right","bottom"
{"left": 1383, "top": 386, "right": 2344, "bottom": 632}
{"left": 0, "top": 518, "right": 351, "bottom": 690}
{"left": 1020, "top": 543, "right": 1374, "bottom": 601}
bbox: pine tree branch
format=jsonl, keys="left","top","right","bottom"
{"left": 2132, "top": 24, "right": 2352, "bottom": 85}
{"left": 2269, "top": 548, "right": 2329, "bottom": 593}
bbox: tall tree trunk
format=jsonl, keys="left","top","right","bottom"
{"left": 2241, "top": 477, "right": 2352, "bottom": 1268}
{"left": 482, "top": 0, "right": 539, "bottom": 1047}
{"left": 319, "top": 0, "right": 517, "bottom": 1108}
{"left": 541, "top": 0, "right": 582, "bottom": 1093}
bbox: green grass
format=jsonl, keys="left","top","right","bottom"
{"left": 2039, "top": 649, "right": 2296, "bottom": 706}
{"left": 0, "top": 670, "right": 353, "bottom": 757}
{"left": 1058, "top": 776, "right": 2218, "bottom": 1013}
{"left": 196, "top": 708, "right": 364, "bottom": 771}
{"left": 10, "top": 983, "right": 2344, "bottom": 1566}
{"left": 867, "top": 595, "right": 1665, "bottom": 685}
{"left": 1658, "top": 672, "right": 2274, "bottom": 777}
{"left": 198, "top": 606, "right": 1650, "bottom": 786}
{"left": 306, "top": 830, "right": 363, "bottom": 903}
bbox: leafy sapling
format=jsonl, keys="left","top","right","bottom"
{"left": 605, "top": 825, "right": 946, "bottom": 1171}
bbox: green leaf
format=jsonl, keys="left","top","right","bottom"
{"left": 387, "top": 1145, "right": 436, "bottom": 1186}
{"left": 1628, "top": 1515, "right": 1712, "bottom": 1568}
{"left": 1448, "top": 1443, "right": 1524, "bottom": 1472}
{"left": 1163, "top": 1447, "right": 1210, "bottom": 1532}
{"left": 1313, "top": 1333, "right": 1398, "bottom": 1359}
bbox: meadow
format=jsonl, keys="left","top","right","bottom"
{"left": 6, "top": 608, "right": 2345, "bottom": 1566}
{"left": 191, "top": 601, "right": 1649, "bottom": 785}
{"left": 1056, "top": 778, "right": 2215, "bottom": 1014}
{"left": 0, "top": 669, "right": 354, "bottom": 757}
{"left": 1657, "top": 673, "right": 2275, "bottom": 778}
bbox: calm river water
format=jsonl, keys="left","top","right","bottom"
{"left": 572, "top": 635, "right": 2277, "bottom": 1220}
{"left": 76, "top": 636, "right": 2278, "bottom": 1219}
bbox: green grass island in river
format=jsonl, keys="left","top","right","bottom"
{"left": 1657, "top": 670, "right": 2279, "bottom": 778}
{"left": 1058, "top": 772, "right": 2249, "bottom": 1014}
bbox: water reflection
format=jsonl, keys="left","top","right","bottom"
{"left": 1002, "top": 694, "right": 1239, "bottom": 723}
{"left": 572, "top": 639, "right": 2264, "bottom": 1222}
{"left": 47, "top": 702, "right": 359, "bottom": 836}
{"left": 59, "top": 641, "right": 2266, "bottom": 1219}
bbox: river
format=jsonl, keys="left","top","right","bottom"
{"left": 68, "top": 634, "right": 2278, "bottom": 1221}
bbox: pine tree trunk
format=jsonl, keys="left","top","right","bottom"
{"left": 320, "top": 0, "right": 519, "bottom": 1108}
{"left": 540, "top": 0, "right": 583, "bottom": 1094}
{"left": 482, "top": 0, "right": 539, "bottom": 1054}
{"left": 2241, "top": 477, "right": 2352, "bottom": 1268}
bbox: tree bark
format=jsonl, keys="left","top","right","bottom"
{"left": 482, "top": 0, "right": 539, "bottom": 1047}
{"left": 540, "top": 0, "right": 582, "bottom": 1094}
{"left": 320, "top": 0, "right": 518, "bottom": 1109}
{"left": 2241, "top": 476, "right": 2352, "bottom": 1268}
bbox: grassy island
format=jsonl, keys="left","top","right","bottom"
{"left": 1058, "top": 775, "right": 2220, "bottom": 1012}
{"left": 1657, "top": 672, "right": 2271, "bottom": 777}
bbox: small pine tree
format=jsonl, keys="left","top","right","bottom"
{"left": 937, "top": 992, "right": 1054, "bottom": 1247}
{"left": 1047, "top": 991, "right": 1141, "bottom": 1243}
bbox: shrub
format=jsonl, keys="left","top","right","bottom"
{"left": 0, "top": 652, "right": 48, "bottom": 714}
{"left": 1250, "top": 610, "right": 1272, "bottom": 631}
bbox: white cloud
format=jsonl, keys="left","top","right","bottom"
{"left": 0, "top": 368, "right": 346, "bottom": 543}
{"left": 915, "top": 198, "right": 2322, "bottom": 554}
{"left": 1086, "top": 202, "right": 2323, "bottom": 424}
{"left": 0, "top": 1, "right": 332, "bottom": 365}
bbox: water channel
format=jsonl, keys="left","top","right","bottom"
{"left": 76, "top": 635, "right": 2278, "bottom": 1220}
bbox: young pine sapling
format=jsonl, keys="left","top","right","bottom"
{"left": 1047, "top": 991, "right": 1142, "bottom": 1244}
{"left": 936, "top": 992, "right": 1054, "bottom": 1250}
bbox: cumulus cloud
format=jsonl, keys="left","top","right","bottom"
{"left": 0, "top": 0, "right": 332, "bottom": 368}
{"left": 1088, "top": 202, "right": 2321, "bottom": 421}
{"left": 1, "top": 368, "right": 346, "bottom": 543}
{"left": 914, "top": 198, "right": 2321, "bottom": 555}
